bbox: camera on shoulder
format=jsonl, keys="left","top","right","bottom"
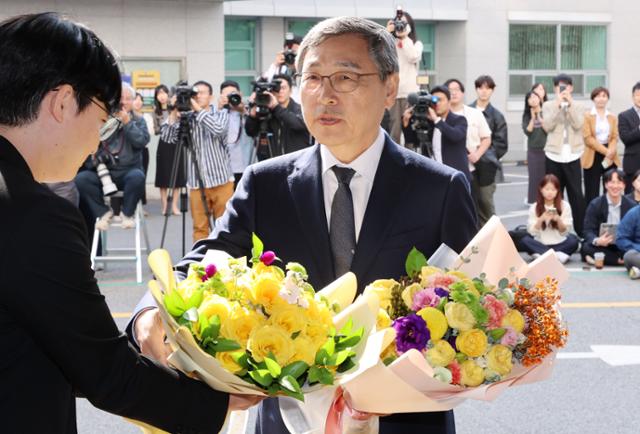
{"left": 408, "top": 91, "right": 439, "bottom": 122}
{"left": 250, "top": 78, "right": 281, "bottom": 119}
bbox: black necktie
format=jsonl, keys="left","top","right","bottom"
{"left": 329, "top": 166, "right": 356, "bottom": 277}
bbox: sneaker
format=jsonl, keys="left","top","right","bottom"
{"left": 120, "top": 215, "right": 135, "bottom": 229}
{"left": 95, "top": 211, "right": 112, "bottom": 231}
{"left": 531, "top": 253, "right": 541, "bottom": 260}
{"left": 555, "top": 251, "right": 570, "bottom": 264}
{"left": 629, "top": 266, "right": 640, "bottom": 280}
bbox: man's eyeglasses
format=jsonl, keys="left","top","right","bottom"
{"left": 297, "top": 71, "right": 379, "bottom": 93}
{"left": 90, "top": 98, "right": 121, "bottom": 141}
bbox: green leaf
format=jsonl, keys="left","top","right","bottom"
{"left": 251, "top": 233, "right": 264, "bottom": 263}
{"left": 249, "top": 369, "right": 273, "bottom": 387}
{"left": 405, "top": 247, "right": 428, "bottom": 279}
{"left": 281, "top": 361, "right": 309, "bottom": 380}
{"left": 455, "top": 352, "right": 467, "bottom": 363}
{"left": 337, "top": 358, "right": 356, "bottom": 373}
{"left": 315, "top": 338, "right": 335, "bottom": 365}
{"left": 212, "top": 339, "right": 242, "bottom": 352}
{"left": 186, "top": 288, "right": 204, "bottom": 310}
{"left": 286, "top": 262, "right": 308, "bottom": 279}
{"left": 338, "top": 318, "right": 353, "bottom": 336}
{"left": 382, "top": 356, "right": 397, "bottom": 366}
{"left": 279, "top": 375, "right": 305, "bottom": 400}
{"left": 436, "top": 296, "right": 448, "bottom": 312}
{"left": 328, "top": 349, "right": 352, "bottom": 367}
{"left": 335, "top": 326, "right": 364, "bottom": 351}
{"left": 264, "top": 356, "right": 282, "bottom": 378}
{"left": 164, "top": 290, "right": 186, "bottom": 317}
{"left": 291, "top": 331, "right": 301, "bottom": 340}
{"left": 201, "top": 315, "right": 221, "bottom": 342}
{"left": 267, "top": 383, "right": 281, "bottom": 395}
{"left": 318, "top": 367, "right": 335, "bottom": 385}
{"left": 307, "top": 365, "right": 322, "bottom": 384}
{"left": 488, "top": 328, "right": 507, "bottom": 342}
{"left": 232, "top": 352, "right": 250, "bottom": 369}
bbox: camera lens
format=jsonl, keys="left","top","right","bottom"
{"left": 228, "top": 93, "right": 242, "bottom": 107}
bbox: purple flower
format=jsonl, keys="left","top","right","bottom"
{"left": 392, "top": 314, "right": 430, "bottom": 354}
{"left": 412, "top": 287, "right": 440, "bottom": 310}
{"left": 260, "top": 250, "right": 276, "bottom": 266}
{"left": 205, "top": 264, "right": 217, "bottom": 278}
{"left": 447, "top": 334, "right": 458, "bottom": 351}
{"left": 434, "top": 287, "right": 449, "bottom": 298}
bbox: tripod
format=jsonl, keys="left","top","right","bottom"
{"left": 252, "top": 116, "right": 276, "bottom": 162}
{"left": 159, "top": 112, "right": 213, "bottom": 256}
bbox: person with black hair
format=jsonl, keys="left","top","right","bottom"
{"left": 245, "top": 73, "right": 311, "bottom": 160}
{"left": 624, "top": 169, "right": 640, "bottom": 204}
{"left": 264, "top": 34, "right": 304, "bottom": 101}
{"left": 153, "top": 83, "right": 185, "bottom": 215}
{"left": 542, "top": 73, "right": 586, "bottom": 237}
{"left": 581, "top": 168, "right": 634, "bottom": 266}
{"left": 522, "top": 90, "right": 548, "bottom": 204}
{"left": 219, "top": 80, "right": 255, "bottom": 188}
{"left": 161, "top": 80, "right": 236, "bottom": 242}
{"left": 618, "top": 81, "right": 640, "bottom": 192}
{"left": 75, "top": 82, "right": 150, "bottom": 230}
{"left": 0, "top": 12, "right": 260, "bottom": 434}
{"left": 386, "top": 10, "right": 423, "bottom": 144}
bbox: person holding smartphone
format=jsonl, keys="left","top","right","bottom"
{"left": 518, "top": 174, "right": 579, "bottom": 263}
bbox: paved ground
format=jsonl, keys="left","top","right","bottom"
{"left": 77, "top": 164, "right": 640, "bottom": 433}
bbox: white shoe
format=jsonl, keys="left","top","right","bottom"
{"left": 531, "top": 253, "right": 541, "bottom": 260}
{"left": 629, "top": 266, "right": 640, "bottom": 280}
{"left": 95, "top": 211, "right": 112, "bottom": 231}
{"left": 555, "top": 251, "right": 570, "bottom": 264}
{"left": 120, "top": 215, "right": 135, "bottom": 229}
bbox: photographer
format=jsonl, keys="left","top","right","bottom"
{"left": 402, "top": 85, "right": 470, "bottom": 182}
{"left": 219, "top": 80, "right": 255, "bottom": 188}
{"left": 387, "top": 8, "right": 423, "bottom": 144}
{"left": 161, "top": 80, "right": 236, "bottom": 242}
{"left": 245, "top": 74, "right": 310, "bottom": 161}
{"left": 75, "top": 82, "right": 150, "bottom": 230}
{"left": 263, "top": 33, "right": 303, "bottom": 101}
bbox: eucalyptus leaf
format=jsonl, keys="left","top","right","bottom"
{"left": 498, "top": 278, "right": 509, "bottom": 290}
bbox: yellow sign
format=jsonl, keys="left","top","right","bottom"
{"left": 132, "top": 70, "right": 161, "bottom": 89}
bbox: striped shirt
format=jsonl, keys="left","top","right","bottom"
{"left": 161, "top": 106, "right": 233, "bottom": 189}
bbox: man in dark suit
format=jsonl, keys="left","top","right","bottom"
{"left": 618, "top": 81, "right": 640, "bottom": 193}
{"left": 581, "top": 168, "right": 635, "bottom": 265}
{"left": 131, "top": 17, "right": 477, "bottom": 434}
{"left": 0, "top": 13, "right": 258, "bottom": 434}
{"left": 402, "top": 85, "right": 470, "bottom": 182}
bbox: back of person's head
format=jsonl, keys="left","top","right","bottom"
{"left": 430, "top": 85, "right": 450, "bottom": 101}
{"left": 273, "top": 74, "right": 293, "bottom": 89}
{"left": 632, "top": 169, "right": 640, "bottom": 186}
{"left": 553, "top": 73, "right": 572, "bottom": 86}
{"left": 474, "top": 75, "right": 496, "bottom": 90}
{"left": 219, "top": 80, "right": 240, "bottom": 93}
{"left": 0, "top": 12, "right": 121, "bottom": 127}
{"left": 193, "top": 80, "right": 213, "bottom": 95}
{"left": 444, "top": 78, "right": 465, "bottom": 94}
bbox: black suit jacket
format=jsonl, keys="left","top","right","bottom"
{"left": 403, "top": 112, "right": 470, "bottom": 184}
{"left": 618, "top": 107, "right": 640, "bottom": 174}
{"left": 0, "top": 136, "right": 228, "bottom": 434}
{"left": 245, "top": 99, "right": 311, "bottom": 156}
{"left": 583, "top": 194, "right": 636, "bottom": 246}
{"left": 131, "top": 134, "right": 476, "bottom": 432}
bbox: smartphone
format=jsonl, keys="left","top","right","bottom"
{"left": 547, "top": 207, "right": 558, "bottom": 215}
{"left": 559, "top": 84, "right": 567, "bottom": 93}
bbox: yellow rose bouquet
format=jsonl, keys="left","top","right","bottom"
{"left": 337, "top": 216, "right": 570, "bottom": 415}
{"left": 147, "top": 234, "right": 378, "bottom": 404}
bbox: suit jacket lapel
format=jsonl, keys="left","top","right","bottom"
{"left": 350, "top": 138, "right": 408, "bottom": 288}
{"left": 287, "top": 146, "right": 334, "bottom": 285}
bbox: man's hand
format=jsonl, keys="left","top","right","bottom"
{"left": 596, "top": 232, "right": 614, "bottom": 247}
{"left": 426, "top": 106, "right": 439, "bottom": 123}
{"left": 134, "top": 308, "right": 171, "bottom": 365}
{"left": 191, "top": 98, "right": 203, "bottom": 113}
{"left": 117, "top": 108, "right": 130, "bottom": 125}
{"left": 218, "top": 94, "right": 229, "bottom": 110}
{"left": 228, "top": 394, "right": 265, "bottom": 412}
{"left": 274, "top": 51, "right": 285, "bottom": 66}
{"left": 267, "top": 92, "right": 279, "bottom": 110}
{"left": 468, "top": 151, "right": 481, "bottom": 164}
{"left": 402, "top": 107, "right": 414, "bottom": 128}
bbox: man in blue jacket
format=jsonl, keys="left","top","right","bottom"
{"left": 616, "top": 204, "right": 640, "bottom": 278}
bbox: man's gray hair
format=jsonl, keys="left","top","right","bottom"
{"left": 121, "top": 82, "right": 135, "bottom": 99}
{"left": 295, "top": 17, "right": 399, "bottom": 82}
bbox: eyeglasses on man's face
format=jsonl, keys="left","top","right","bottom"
{"left": 89, "top": 98, "right": 120, "bottom": 141}
{"left": 297, "top": 71, "right": 379, "bottom": 93}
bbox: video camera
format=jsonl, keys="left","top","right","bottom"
{"left": 392, "top": 6, "right": 406, "bottom": 36}
{"left": 172, "top": 81, "right": 198, "bottom": 112}
{"left": 283, "top": 32, "right": 297, "bottom": 66}
{"left": 251, "top": 79, "right": 281, "bottom": 118}
{"left": 407, "top": 91, "right": 440, "bottom": 122}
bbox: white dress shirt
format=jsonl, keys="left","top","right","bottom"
{"left": 320, "top": 128, "right": 385, "bottom": 242}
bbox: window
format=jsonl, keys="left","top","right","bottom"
{"left": 287, "top": 19, "right": 320, "bottom": 39}
{"left": 225, "top": 18, "right": 258, "bottom": 95}
{"left": 508, "top": 24, "right": 607, "bottom": 97}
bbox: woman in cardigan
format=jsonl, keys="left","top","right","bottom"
{"left": 522, "top": 90, "right": 548, "bottom": 204}
{"left": 582, "top": 86, "right": 620, "bottom": 205}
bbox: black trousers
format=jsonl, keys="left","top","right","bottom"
{"left": 581, "top": 242, "right": 624, "bottom": 265}
{"left": 546, "top": 157, "right": 585, "bottom": 237}
{"left": 583, "top": 152, "right": 613, "bottom": 206}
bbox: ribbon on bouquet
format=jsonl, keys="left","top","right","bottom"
{"left": 324, "top": 387, "right": 379, "bottom": 434}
